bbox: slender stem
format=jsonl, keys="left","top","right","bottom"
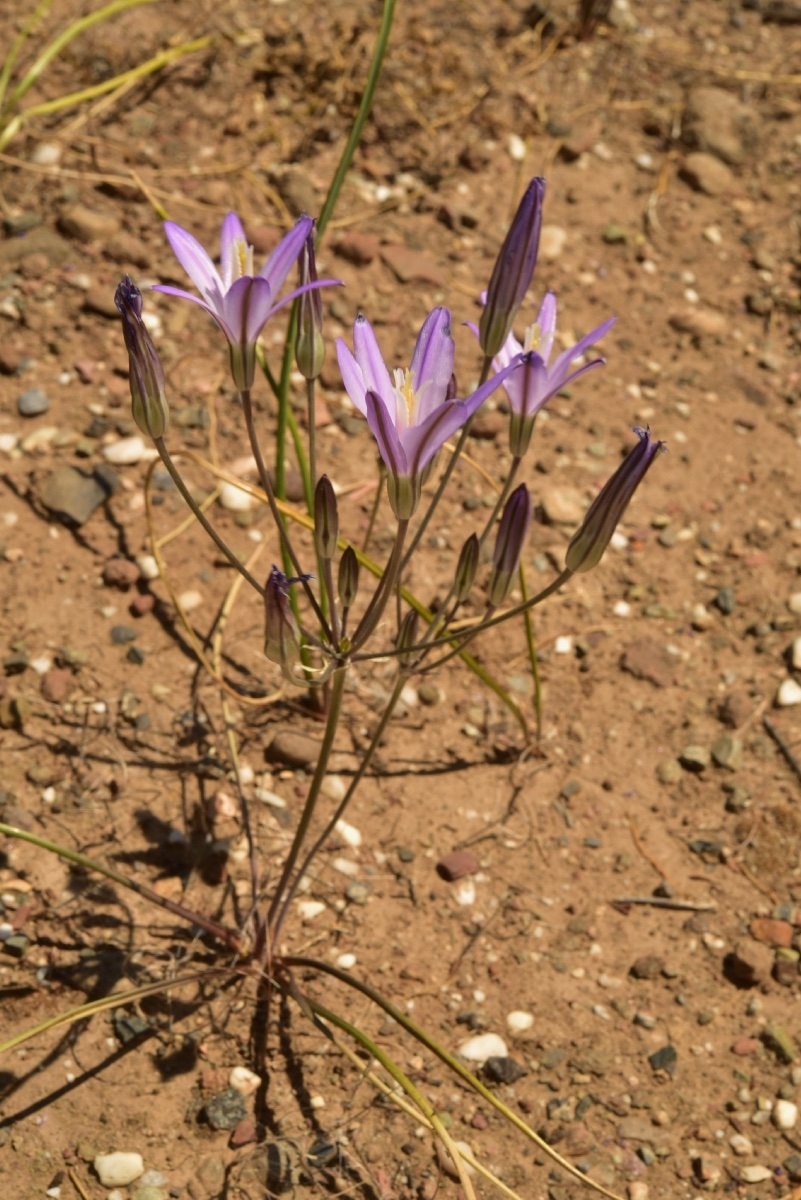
{"left": 400, "top": 354, "right": 493, "bottom": 573}
{"left": 274, "top": 673, "right": 406, "bottom": 936}
{"left": 323, "top": 558, "right": 340, "bottom": 645}
{"left": 0, "top": 823, "right": 242, "bottom": 952}
{"left": 306, "top": 376, "right": 318, "bottom": 497}
{"left": 362, "top": 461, "right": 386, "bottom": 553}
{"left": 265, "top": 666, "right": 347, "bottom": 933}
{"left": 239, "top": 388, "right": 331, "bottom": 638}
{"left": 153, "top": 438, "right": 263, "bottom": 594}
{"left": 518, "top": 561, "right": 543, "bottom": 738}
{"left": 418, "top": 606, "right": 496, "bottom": 673}
{"left": 315, "top": 0, "right": 397, "bottom": 239}
{"left": 351, "top": 519, "right": 408, "bottom": 650}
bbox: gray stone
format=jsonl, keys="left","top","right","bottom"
{"left": 17, "top": 387, "right": 49, "bottom": 417}
{"left": 264, "top": 730, "right": 321, "bottom": 770}
{"left": 3, "top": 212, "right": 42, "bottom": 235}
{"left": 204, "top": 1087, "right": 248, "bottom": 1131}
{"left": 711, "top": 734, "right": 742, "bottom": 771}
{"left": 679, "top": 744, "right": 711, "bottom": 772}
{"left": 648, "top": 1044, "right": 677, "bottom": 1074}
{"left": 40, "top": 466, "right": 117, "bottom": 525}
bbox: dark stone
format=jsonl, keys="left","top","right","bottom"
{"left": 482, "top": 1056, "right": 527, "bottom": 1084}
{"left": 110, "top": 625, "right": 137, "bottom": 645}
{"left": 204, "top": 1087, "right": 248, "bottom": 1131}
{"left": 113, "top": 1009, "right": 150, "bottom": 1043}
{"left": 714, "top": 587, "right": 736, "bottom": 614}
{"left": 630, "top": 955, "right": 664, "bottom": 980}
{"left": 648, "top": 1044, "right": 677, "bottom": 1074}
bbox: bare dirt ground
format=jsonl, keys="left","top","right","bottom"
{"left": 3, "top": 1, "right": 801, "bottom": 1198}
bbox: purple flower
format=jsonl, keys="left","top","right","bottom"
{"left": 487, "top": 484, "right": 532, "bottom": 606}
{"left": 471, "top": 292, "right": 615, "bottom": 456}
{"left": 114, "top": 276, "right": 169, "bottom": 439}
{"left": 566, "top": 426, "right": 666, "bottom": 573}
{"left": 153, "top": 212, "right": 337, "bottom": 390}
{"left": 263, "top": 565, "right": 312, "bottom": 678}
{"left": 478, "top": 177, "right": 545, "bottom": 358}
{"left": 336, "top": 309, "right": 523, "bottom": 519}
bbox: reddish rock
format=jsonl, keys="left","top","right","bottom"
{"left": 41, "top": 668, "right": 71, "bottom": 704}
{"left": 731, "top": 1036, "right": 760, "bottom": 1056}
{"left": 750, "top": 917, "right": 793, "bottom": 948}
{"left": 335, "top": 232, "right": 381, "bottom": 266}
{"left": 131, "top": 593, "right": 155, "bottom": 617}
{"left": 436, "top": 849, "right": 480, "bottom": 882}
{"left": 380, "top": 244, "right": 446, "bottom": 286}
{"left": 230, "top": 1118, "right": 258, "bottom": 1146}
{"left": 102, "top": 558, "right": 140, "bottom": 589}
{"left": 199, "top": 1067, "right": 229, "bottom": 1092}
{"left": 470, "top": 1112, "right": 489, "bottom": 1130}
{"left": 727, "top": 938, "right": 774, "bottom": 986}
{"left": 620, "top": 638, "right": 676, "bottom": 688}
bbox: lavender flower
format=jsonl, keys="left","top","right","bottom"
{"left": 114, "top": 276, "right": 169, "bottom": 439}
{"left": 153, "top": 212, "right": 337, "bottom": 391}
{"left": 470, "top": 292, "right": 615, "bottom": 457}
{"left": 264, "top": 565, "right": 310, "bottom": 677}
{"left": 566, "top": 426, "right": 666, "bottom": 573}
{"left": 487, "top": 484, "right": 532, "bottom": 606}
{"left": 336, "top": 309, "right": 524, "bottom": 519}
{"left": 478, "top": 177, "right": 545, "bottom": 359}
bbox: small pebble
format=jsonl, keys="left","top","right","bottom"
{"left": 788, "top": 592, "right": 801, "bottom": 615}
{"left": 773, "top": 1099, "right": 798, "bottom": 1130}
{"left": 17, "top": 387, "right": 49, "bottom": 417}
{"left": 554, "top": 635, "right": 572, "bottom": 654}
{"left": 229, "top": 1065, "right": 261, "bottom": 1097}
{"left": 777, "top": 678, "right": 801, "bottom": 707}
{"left": 729, "top": 1134, "right": 753, "bottom": 1156}
{"left": 792, "top": 637, "right": 801, "bottom": 671}
{"left": 297, "top": 900, "right": 326, "bottom": 921}
{"left": 458, "top": 1032, "right": 508, "bottom": 1064}
{"left": 506, "top": 1010, "right": 534, "bottom": 1034}
{"left": 110, "top": 624, "right": 137, "bottom": 645}
{"left": 335, "top": 818, "right": 361, "bottom": 848}
{"left": 102, "top": 436, "right": 149, "bottom": 465}
{"left": 136, "top": 554, "right": 160, "bottom": 581}
{"left": 335, "top": 952, "right": 356, "bottom": 970}
{"left": 740, "top": 1166, "right": 772, "bottom": 1184}
{"left": 218, "top": 481, "right": 254, "bottom": 512}
{"left": 94, "top": 1153, "right": 145, "bottom": 1188}
{"left": 178, "top": 590, "right": 203, "bottom": 612}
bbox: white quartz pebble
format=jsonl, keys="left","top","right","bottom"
{"left": 297, "top": 900, "right": 326, "bottom": 921}
{"left": 773, "top": 1099, "right": 798, "bottom": 1130}
{"left": 136, "top": 554, "right": 160, "bottom": 580}
{"left": 457, "top": 1032, "right": 508, "bottom": 1064}
{"left": 93, "top": 1152, "right": 144, "bottom": 1188}
{"left": 777, "top": 678, "right": 801, "bottom": 707}
{"left": 102, "top": 436, "right": 149, "bottom": 465}
{"left": 335, "top": 952, "right": 356, "bottom": 970}
{"left": 506, "top": 1010, "right": 534, "bottom": 1034}
{"left": 229, "top": 1065, "right": 261, "bottom": 1097}
{"left": 335, "top": 818, "right": 362, "bottom": 847}
{"left": 219, "top": 481, "right": 254, "bottom": 511}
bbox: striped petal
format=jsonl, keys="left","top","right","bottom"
{"left": 364, "top": 389, "right": 408, "bottom": 478}
{"left": 260, "top": 215, "right": 314, "bottom": 293}
{"left": 352, "top": 315, "right": 395, "bottom": 406}
{"left": 163, "top": 221, "right": 224, "bottom": 307}
{"left": 410, "top": 307, "right": 454, "bottom": 420}
{"left": 220, "top": 212, "right": 247, "bottom": 289}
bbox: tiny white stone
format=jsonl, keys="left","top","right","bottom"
{"left": 136, "top": 554, "right": 160, "bottom": 580}
{"left": 29, "top": 655, "right": 52, "bottom": 675}
{"left": 320, "top": 774, "right": 346, "bottom": 802}
{"left": 554, "top": 635, "right": 572, "bottom": 654}
{"left": 506, "top": 1010, "right": 534, "bottom": 1034}
{"left": 457, "top": 1032, "right": 508, "bottom": 1064}
{"left": 45, "top": 1188, "right": 62, "bottom": 1199}
{"left": 777, "top": 678, "right": 801, "bottom": 707}
{"left": 309, "top": 1094, "right": 326, "bottom": 1109}
{"left": 454, "top": 879, "right": 476, "bottom": 906}
{"left": 335, "top": 952, "right": 357, "bottom": 970}
{"left": 508, "top": 133, "right": 526, "bottom": 161}
{"left": 178, "top": 589, "right": 203, "bottom": 612}
{"left": 613, "top": 600, "right": 631, "bottom": 617}
{"left": 93, "top": 1152, "right": 144, "bottom": 1188}
{"left": 218, "top": 481, "right": 254, "bottom": 512}
{"left": 31, "top": 142, "right": 62, "bottom": 166}
{"left": 703, "top": 225, "right": 723, "bottom": 246}
{"left": 0, "top": 434, "right": 19, "bottom": 453}
{"left": 297, "top": 899, "right": 326, "bottom": 921}
{"left": 729, "top": 1133, "right": 753, "bottom": 1156}
{"left": 789, "top": 592, "right": 801, "bottom": 615}
{"left": 254, "top": 787, "right": 286, "bottom": 809}
{"left": 235, "top": 763, "right": 254, "bottom": 786}
{"left": 229, "top": 1065, "right": 261, "bottom": 1097}
{"left": 628, "top": 1183, "right": 649, "bottom": 1200}
{"left": 102, "top": 436, "right": 149, "bottom": 465}
{"left": 335, "top": 818, "right": 362, "bottom": 847}
{"left": 634, "top": 152, "right": 654, "bottom": 170}
{"left": 773, "top": 1099, "right": 798, "bottom": 1130}
{"left": 332, "top": 857, "right": 359, "bottom": 877}
{"left": 610, "top": 530, "right": 628, "bottom": 550}
{"left": 539, "top": 225, "right": 567, "bottom": 261}
{"left": 740, "top": 1166, "right": 772, "bottom": 1184}
{"left": 792, "top": 637, "right": 801, "bottom": 671}
{"left": 400, "top": 683, "right": 418, "bottom": 707}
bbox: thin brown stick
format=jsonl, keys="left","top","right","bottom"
{"left": 629, "top": 818, "right": 676, "bottom": 885}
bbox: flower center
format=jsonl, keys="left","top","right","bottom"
{"left": 523, "top": 322, "right": 542, "bottom": 355}
{"left": 230, "top": 237, "right": 254, "bottom": 282}
{"left": 393, "top": 367, "right": 417, "bottom": 424}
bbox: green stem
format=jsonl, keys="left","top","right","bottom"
{"left": 315, "top": 0, "right": 397, "bottom": 240}
{"left": 306, "top": 376, "right": 318, "bottom": 499}
{"left": 518, "top": 562, "right": 543, "bottom": 737}
{"left": 0, "top": 823, "right": 242, "bottom": 952}
{"left": 0, "top": 0, "right": 51, "bottom": 116}
{"left": 154, "top": 438, "right": 263, "bottom": 594}
{"left": 351, "top": 519, "right": 408, "bottom": 650}
{"left": 274, "top": 673, "right": 406, "bottom": 935}
{"left": 265, "top": 665, "right": 347, "bottom": 934}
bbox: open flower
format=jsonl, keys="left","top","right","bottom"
{"left": 566, "top": 426, "right": 666, "bottom": 573}
{"left": 336, "top": 308, "right": 524, "bottom": 519}
{"left": 472, "top": 292, "right": 615, "bottom": 456}
{"left": 153, "top": 212, "right": 338, "bottom": 390}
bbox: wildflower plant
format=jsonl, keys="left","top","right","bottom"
{"left": 0, "top": 5, "right": 666, "bottom": 1197}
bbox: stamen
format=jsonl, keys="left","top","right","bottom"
{"left": 523, "top": 322, "right": 541, "bottom": 354}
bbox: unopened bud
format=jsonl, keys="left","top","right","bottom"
{"left": 314, "top": 475, "right": 339, "bottom": 560}
{"left": 396, "top": 608, "right": 419, "bottom": 669}
{"left": 295, "top": 229, "right": 325, "bottom": 380}
{"left": 487, "top": 484, "right": 531, "bottom": 607}
{"left": 478, "top": 178, "right": 545, "bottom": 358}
{"left": 115, "top": 276, "right": 169, "bottom": 439}
{"left": 264, "top": 565, "right": 302, "bottom": 677}
{"left": 566, "top": 426, "right": 666, "bottom": 573}
{"left": 454, "top": 534, "right": 479, "bottom": 604}
{"left": 338, "top": 546, "right": 359, "bottom": 609}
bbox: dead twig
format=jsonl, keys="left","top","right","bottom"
{"left": 763, "top": 715, "right": 801, "bottom": 789}
{"left": 611, "top": 896, "right": 716, "bottom": 912}
{"left": 629, "top": 818, "right": 676, "bottom": 886}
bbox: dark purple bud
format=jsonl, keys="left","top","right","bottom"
{"left": 487, "top": 484, "right": 532, "bottom": 606}
{"left": 396, "top": 608, "right": 419, "bottom": 669}
{"left": 115, "top": 276, "right": 169, "bottom": 439}
{"left": 295, "top": 229, "right": 325, "bottom": 380}
{"left": 338, "top": 546, "right": 359, "bottom": 609}
{"left": 314, "top": 475, "right": 339, "bottom": 560}
{"left": 478, "top": 178, "right": 545, "bottom": 359}
{"left": 454, "top": 533, "right": 479, "bottom": 604}
{"left": 263, "top": 564, "right": 302, "bottom": 673}
{"left": 566, "top": 426, "right": 666, "bottom": 573}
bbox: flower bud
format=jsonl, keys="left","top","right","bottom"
{"left": 566, "top": 426, "right": 666, "bottom": 573}
{"left": 478, "top": 178, "right": 545, "bottom": 359}
{"left": 487, "top": 484, "right": 531, "bottom": 607}
{"left": 264, "top": 565, "right": 302, "bottom": 675}
{"left": 338, "top": 546, "right": 360, "bottom": 609}
{"left": 314, "top": 475, "right": 339, "bottom": 560}
{"left": 295, "top": 229, "right": 325, "bottom": 380}
{"left": 454, "top": 533, "right": 479, "bottom": 604}
{"left": 114, "top": 276, "right": 169, "bottom": 439}
{"left": 396, "top": 608, "right": 419, "bottom": 669}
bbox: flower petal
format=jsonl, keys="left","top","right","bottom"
{"left": 501, "top": 353, "right": 549, "bottom": 418}
{"left": 163, "top": 221, "right": 224, "bottom": 307}
{"left": 403, "top": 400, "right": 472, "bottom": 475}
{"left": 535, "top": 292, "right": 558, "bottom": 362}
{"left": 259, "top": 215, "right": 314, "bottom": 293}
{"left": 352, "top": 315, "right": 395, "bottom": 405}
{"left": 151, "top": 285, "right": 236, "bottom": 344}
{"left": 364, "top": 389, "right": 408, "bottom": 477}
{"left": 222, "top": 275, "right": 274, "bottom": 346}
{"left": 220, "top": 212, "right": 247, "bottom": 289}
{"left": 409, "top": 307, "right": 454, "bottom": 419}
{"left": 549, "top": 316, "right": 616, "bottom": 382}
